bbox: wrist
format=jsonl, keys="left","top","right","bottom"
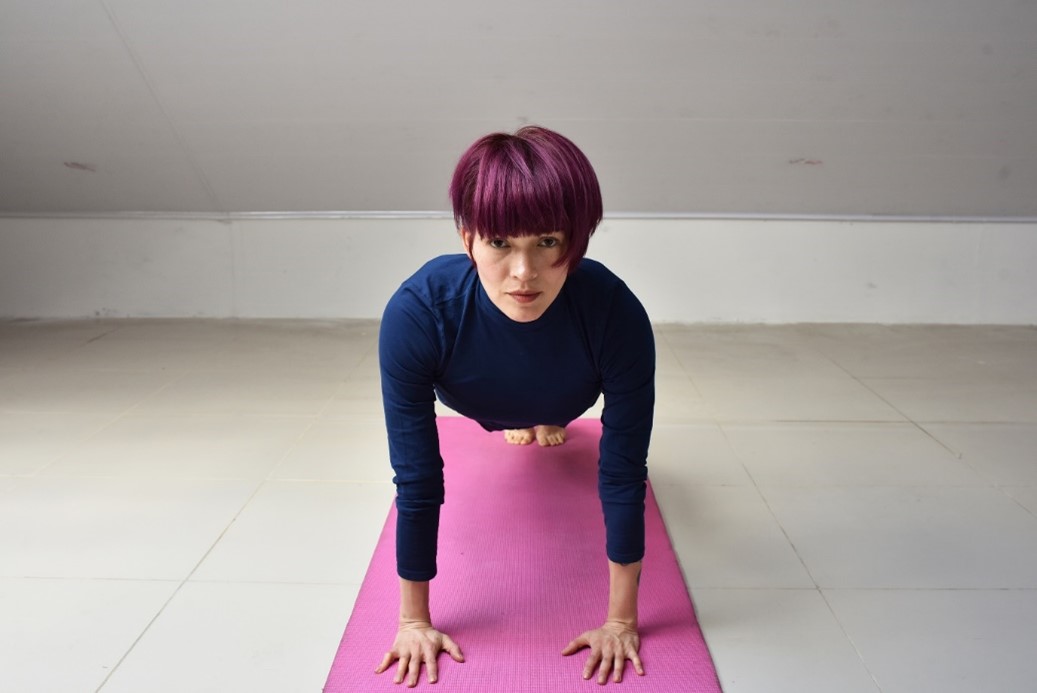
{"left": 399, "top": 577, "right": 431, "bottom": 624}
{"left": 607, "top": 560, "right": 641, "bottom": 626}
{"left": 602, "top": 616, "right": 639, "bottom": 637}
{"left": 605, "top": 614, "right": 638, "bottom": 628}
{"left": 398, "top": 616, "right": 434, "bottom": 630}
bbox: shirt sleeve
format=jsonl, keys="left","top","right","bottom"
{"left": 597, "top": 282, "right": 655, "bottom": 565}
{"left": 379, "top": 286, "right": 444, "bottom": 581}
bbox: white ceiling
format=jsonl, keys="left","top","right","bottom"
{"left": 1, "top": 0, "right": 1035, "bottom": 216}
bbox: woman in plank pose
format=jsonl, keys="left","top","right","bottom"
{"left": 376, "top": 125, "right": 655, "bottom": 687}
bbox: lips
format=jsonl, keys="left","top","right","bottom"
{"left": 508, "top": 291, "right": 541, "bottom": 304}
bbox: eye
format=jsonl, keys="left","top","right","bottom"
{"left": 539, "top": 236, "right": 561, "bottom": 248}
{"left": 488, "top": 238, "right": 509, "bottom": 249}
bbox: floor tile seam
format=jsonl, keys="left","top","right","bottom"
{"left": 352, "top": 330, "right": 380, "bottom": 376}
{"left": 88, "top": 412, "right": 325, "bottom": 421}
{"left": 689, "top": 585, "right": 833, "bottom": 591}
{"left": 91, "top": 565, "right": 205, "bottom": 693}
{"left": 326, "top": 376, "right": 381, "bottom": 413}
{"left": 264, "top": 477, "right": 395, "bottom": 486}
{"left": 102, "top": 369, "right": 196, "bottom": 422}
{"left": 713, "top": 417, "right": 913, "bottom": 424}
{"left": 911, "top": 421, "right": 1037, "bottom": 493}
{"left": 27, "top": 410, "right": 145, "bottom": 477}
{"left": 819, "top": 586, "right": 1037, "bottom": 593}
{"left": 815, "top": 588, "right": 887, "bottom": 693}
{"left": 860, "top": 378, "right": 1037, "bottom": 398}
{"left": 652, "top": 481, "right": 1013, "bottom": 492}
{"left": 264, "top": 412, "right": 326, "bottom": 481}
{"left": 711, "top": 420, "right": 1000, "bottom": 492}
{"left": 174, "top": 479, "right": 270, "bottom": 583}
{"left": 181, "top": 577, "right": 363, "bottom": 588}
{"left": 689, "top": 586, "right": 1037, "bottom": 593}
{"left": 685, "top": 582, "right": 821, "bottom": 591}
{"left": 713, "top": 423, "right": 822, "bottom": 590}
{"left": 0, "top": 575, "right": 181, "bottom": 585}
{"left": 9, "top": 472, "right": 363, "bottom": 483}
{"left": 317, "top": 412, "right": 386, "bottom": 424}
{"left": 657, "top": 331, "right": 707, "bottom": 399}
{"left": 0, "top": 361, "right": 195, "bottom": 374}
{"left": 653, "top": 330, "right": 688, "bottom": 375}
{"left": 913, "top": 418, "right": 1037, "bottom": 425}
{"left": 918, "top": 421, "right": 1037, "bottom": 428}
{"left": 747, "top": 482, "right": 1004, "bottom": 490}
{"left": 92, "top": 477, "right": 277, "bottom": 690}
{"left": 181, "top": 364, "right": 368, "bottom": 377}
{"left": 0, "top": 405, "right": 155, "bottom": 417}
{"left": 823, "top": 358, "right": 969, "bottom": 458}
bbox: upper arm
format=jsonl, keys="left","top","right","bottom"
{"left": 379, "top": 289, "right": 443, "bottom": 493}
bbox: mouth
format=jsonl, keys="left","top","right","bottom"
{"left": 507, "top": 291, "right": 541, "bottom": 304}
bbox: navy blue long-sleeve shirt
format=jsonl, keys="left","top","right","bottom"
{"left": 379, "top": 254, "right": 655, "bottom": 581}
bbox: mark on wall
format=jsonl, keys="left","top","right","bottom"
{"left": 788, "top": 158, "right": 823, "bottom": 166}
{"left": 64, "top": 162, "right": 97, "bottom": 172}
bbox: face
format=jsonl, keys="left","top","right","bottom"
{"left": 462, "top": 230, "right": 569, "bottom": 323}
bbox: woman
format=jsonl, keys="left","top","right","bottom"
{"left": 375, "top": 126, "right": 655, "bottom": 686}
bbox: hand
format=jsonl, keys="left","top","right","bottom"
{"left": 562, "top": 620, "right": 644, "bottom": 684}
{"left": 375, "top": 620, "right": 464, "bottom": 687}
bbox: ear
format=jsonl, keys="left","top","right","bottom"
{"left": 459, "top": 228, "right": 475, "bottom": 259}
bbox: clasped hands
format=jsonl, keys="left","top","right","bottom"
{"left": 375, "top": 619, "right": 643, "bottom": 687}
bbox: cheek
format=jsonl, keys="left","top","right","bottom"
{"left": 475, "top": 259, "right": 506, "bottom": 287}
{"left": 546, "top": 267, "right": 569, "bottom": 292}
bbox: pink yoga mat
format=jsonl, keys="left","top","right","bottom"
{"left": 324, "top": 417, "right": 721, "bottom": 692}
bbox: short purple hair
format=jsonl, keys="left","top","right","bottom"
{"left": 449, "top": 126, "right": 603, "bottom": 272}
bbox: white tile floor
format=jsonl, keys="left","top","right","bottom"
{"left": 1, "top": 320, "right": 1035, "bottom": 693}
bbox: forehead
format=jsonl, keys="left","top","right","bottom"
{"left": 479, "top": 229, "right": 566, "bottom": 239}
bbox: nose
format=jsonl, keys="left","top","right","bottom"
{"left": 510, "top": 250, "right": 538, "bottom": 281}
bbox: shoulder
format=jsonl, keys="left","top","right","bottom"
{"left": 569, "top": 257, "right": 621, "bottom": 285}
{"left": 381, "top": 256, "right": 475, "bottom": 365}
{"left": 386, "top": 254, "right": 476, "bottom": 315}
{"left": 565, "top": 257, "right": 641, "bottom": 309}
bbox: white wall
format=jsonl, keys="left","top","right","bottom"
{"left": 1, "top": 217, "right": 1035, "bottom": 324}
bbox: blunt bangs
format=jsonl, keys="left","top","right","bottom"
{"left": 450, "top": 126, "right": 603, "bottom": 271}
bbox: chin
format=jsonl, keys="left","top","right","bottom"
{"left": 506, "top": 307, "right": 546, "bottom": 323}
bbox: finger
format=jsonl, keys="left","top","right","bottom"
{"left": 442, "top": 635, "right": 465, "bottom": 662}
{"left": 583, "top": 651, "right": 602, "bottom": 680}
{"left": 597, "top": 654, "right": 613, "bottom": 685}
{"left": 613, "top": 655, "right": 625, "bottom": 683}
{"left": 562, "top": 636, "right": 587, "bottom": 656}
{"left": 406, "top": 653, "right": 421, "bottom": 688}
{"left": 375, "top": 650, "right": 397, "bottom": 674}
{"left": 631, "top": 650, "right": 645, "bottom": 676}
{"left": 393, "top": 654, "right": 408, "bottom": 684}
{"left": 427, "top": 652, "right": 438, "bottom": 685}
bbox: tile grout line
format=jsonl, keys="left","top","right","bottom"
{"left": 706, "top": 333, "right": 889, "bottom": 691}
{"left": 91, "top": 327, "right": 271, "bottom": 690}
{"left": 95, "top": 329, "right": 383, "bottom": 688}
{"left": 26, "top": 329, "right": 195, "bottom": 476}
{"left": 820, "top": 351, "right": 1037, "bottom": 517}
{"left": 713, "top": 421, "right": 891, "bottom": 688}
{"left": 816, "top": 589, "right": 887, "bottom": 693}
{"left": 818, "top": 351, "right": 973, "bottom": 462}
{"left": 94, "top": 478, "right": 270, "bottom": 692}
{"left": 262, "top": 335, "right": 379, "bottom": 482}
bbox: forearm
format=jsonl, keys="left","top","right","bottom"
{"left": 399, "top": 577, "right": 431, "bottom": 625}
{"left": 606, "top": 560, "right": 642, "bottom": 627}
